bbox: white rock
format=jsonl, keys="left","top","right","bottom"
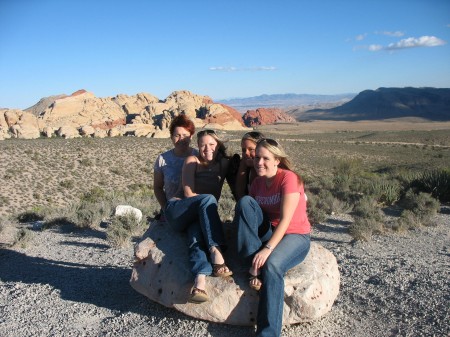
{"left": 115, "top": 205, "right": 143, "bottom": 223}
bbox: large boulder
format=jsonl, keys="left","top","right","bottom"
{"left": 130, "top": 221, "right": 340, "bottom": 326}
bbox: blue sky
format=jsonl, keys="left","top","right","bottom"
{"left": 1, "top": 0, "right": 449, "bottom": 109}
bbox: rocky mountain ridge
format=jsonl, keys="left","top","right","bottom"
{"left": 0, "top": 90, "right": 248, "bottom": 140}
{"left": 292, "top": 87, "right": 450, "bottom": 121}
{"left": 218, "top": 93, "right": 355, "bottom": 113}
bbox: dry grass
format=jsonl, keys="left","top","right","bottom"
{"left": 1, "top": 121, "right": 449, "bottom": 224}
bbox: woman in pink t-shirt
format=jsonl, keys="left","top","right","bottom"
{"left": 234, "top": 137, "right": 311, "bottom": 337}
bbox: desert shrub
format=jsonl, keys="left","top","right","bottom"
{"left": 13, "top": 228, "right": 34, "bottom": 248}
{"left": 398, "top": 190, "right": 440, "bottom": 226}
{"left": 396, "top": 210, "right": 421, "bottom": 230}
{"left": 72, "top": 200, "right": 112, "bottom": 228}
{"left": 410, "top": 169, "right": 450, "bottom": 202}
{"left": 79, "top": 158, "right": 93, "bottom": 167}
{"left": 218, "top": 185, "right": 235, "bottom": 222}
{"left": 306, "top": 193, "right": 328, "bottom": 225}
{"left": 352, "top": 196, "right": 384, "bottom": 222}
{"left": 80, "top": 187, "right": 107, "bottom": 203}
{"left": 17, "top": 207, "right": 46, "bottom": 223}
{"left": 333, "top": 158, "right": 364, "bottom": 191}
{"left": 369, "top": 179, "right": 401, "bottom": 206}
{"left": 349, "top": 217, "right": 383, "bottom": 241}
{"left": 59, "top": 179, "right": 74, "bottom": 189}
{"left": 106, "top": 213, "right": 142, "bottom": 247}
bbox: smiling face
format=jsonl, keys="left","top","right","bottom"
{"left": 171, "top": 127, "right": 192, "bottom": 153}
{"left": 254, "top": 146, "right": 280, "bottom": 178}
{"left": 241, "top": 139, "right": 257, "bottom": 167}
{"left": 198, "top": 134, "right": 218, "bottom": 163}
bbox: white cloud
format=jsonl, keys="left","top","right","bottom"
{"left": 355, "top": 34, "right": 367, "bottom": 41}
{"left": 209, "top": 66, "right": 277, "bottom": 72}
{"left": 368, "top": 44, "right": 383, "bottom": 51}
{"left": 375, "top": 30, "right": 405, "bottom": 37}
{"left": 364, "top": 35, "right": 447, "bottom": 52}
{"left": 385, "top": 36, "right": 446, "bottom": 50}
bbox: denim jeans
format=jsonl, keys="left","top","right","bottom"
{"left": 165, "top": 194, "right": 226, "bottom": 277}
{"left": 235, "top": 196, "right": 311, "bottom": 337}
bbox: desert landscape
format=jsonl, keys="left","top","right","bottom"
{"left": 1, "top": 118, "right": 449, "bottom": 337}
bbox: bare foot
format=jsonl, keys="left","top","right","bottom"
{"left": 194, "top": 274, "right": 206, "bottom": 291}
{"left": 209, "top": 246, "right": 230, "bottom": 274}
{"left": 249, "top": 266, "right": 262, "bottom": 290}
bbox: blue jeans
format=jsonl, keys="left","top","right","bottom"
{"left": 235, "top": 196, "right": 311, "bottom": 337}
{"left": 165, "top": 194, "right": 226, "bottom": 277}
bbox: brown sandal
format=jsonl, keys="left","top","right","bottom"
{"left": 189, "top": 287, "right": 209, "bottom": 303}
{"left": 249, "top": 273, "right": 262, "bottom": 291}
{"left": 212, "top": 263, "right": 233, "bottom": 277}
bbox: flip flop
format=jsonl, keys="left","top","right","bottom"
{"left": 212, "top": 263, "right": 233, "bottom": 277}
{"left": 188, "top": 287, "right": 209, "bottom": 304}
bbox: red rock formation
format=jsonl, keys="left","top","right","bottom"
{"left": 70, "top": 89, "right": 88, "bottom": 97}
{"left": 91, "top": 118, "right": 126, "bottom": 130}
{"left": 242, "top": 108, "right": 296, "bottom": 127}
{"left": 217, "top": 104, "right": 245, "bottom": 126}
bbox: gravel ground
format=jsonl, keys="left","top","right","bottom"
{"left": 1, "top": 208, "right": 449, "bottom": 337}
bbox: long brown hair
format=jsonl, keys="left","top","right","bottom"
{"left": 196, "top": 129, "right": 228, "bottom": 164}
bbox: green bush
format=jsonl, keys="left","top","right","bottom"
{"left": 369, "top": 179, "right": 401, "bottom": 206}
{"left": 410, "top": 169, "right": 450, "bottom": 202}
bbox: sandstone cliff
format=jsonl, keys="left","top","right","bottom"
{"left": 1, "top": 90, "right": 248, "bottom": 140}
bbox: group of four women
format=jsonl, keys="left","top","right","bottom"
{"left": 153, "top": 114, "right": 311, "bottom": 337}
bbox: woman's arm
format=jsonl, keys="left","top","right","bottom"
{"left": 235, "top": 159, "right": 249, "bottom": 200}
{"left": 153, "top": 169, "right": 167, "bottom": 209}
{"left": 182, "top": 155, "right": 198, "bottom": 198}
{"left": 224, "top": 155, "right": 239, "bottom": 199}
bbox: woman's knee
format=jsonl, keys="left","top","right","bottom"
{"left": 235, "top": 195, "right": 256, "bottom": 213}
{"left": 199, "top": 194, "right": 218, "bottom": 207}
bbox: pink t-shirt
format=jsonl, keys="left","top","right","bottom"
{"left": 250, "top": 168, "right": 310, "bottom": 235}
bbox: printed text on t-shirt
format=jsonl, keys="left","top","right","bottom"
{"left": 255, "top": 193, "right": 281, "bottom": 206}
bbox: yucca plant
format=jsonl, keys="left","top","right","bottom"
{"left": 411, "top": 169, "right": 450, "bottom": 202}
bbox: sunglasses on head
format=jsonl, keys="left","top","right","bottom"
{"left": 256, "top": 138, "right": 279, "bottom": 147}
{"left": 197, "top": 129, "right": 217, "bottom": 137}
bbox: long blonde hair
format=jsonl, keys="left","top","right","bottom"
{"left": 256, "top": 138, "right": 303, "bottom": 185}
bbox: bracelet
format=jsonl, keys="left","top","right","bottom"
{"left": 265, "top": 244, "right": 274, "bottom": 251}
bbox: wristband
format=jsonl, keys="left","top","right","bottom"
{"left": 265, "top": 244, "right": 274, "bottom": 251}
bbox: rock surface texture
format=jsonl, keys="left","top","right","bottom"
{"left": 130, "top": 220, "right": 340, "bottom": 326}
{"left": 0, "top": 90, "right": 249, "bottom": 140}
{"left": 242, "top": 108, "right": 296, "bottom": 127}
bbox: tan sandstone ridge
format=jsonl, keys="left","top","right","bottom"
{"left": 0, "top": 90, "right": 248, "bottom": 140}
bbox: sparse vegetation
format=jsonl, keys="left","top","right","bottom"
{"left": 0, "top": 126, "right": 448, "bottom": 242}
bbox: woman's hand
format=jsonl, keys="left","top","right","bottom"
{"left": 252, "top": 247, "right": 272, "bottom": 270}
